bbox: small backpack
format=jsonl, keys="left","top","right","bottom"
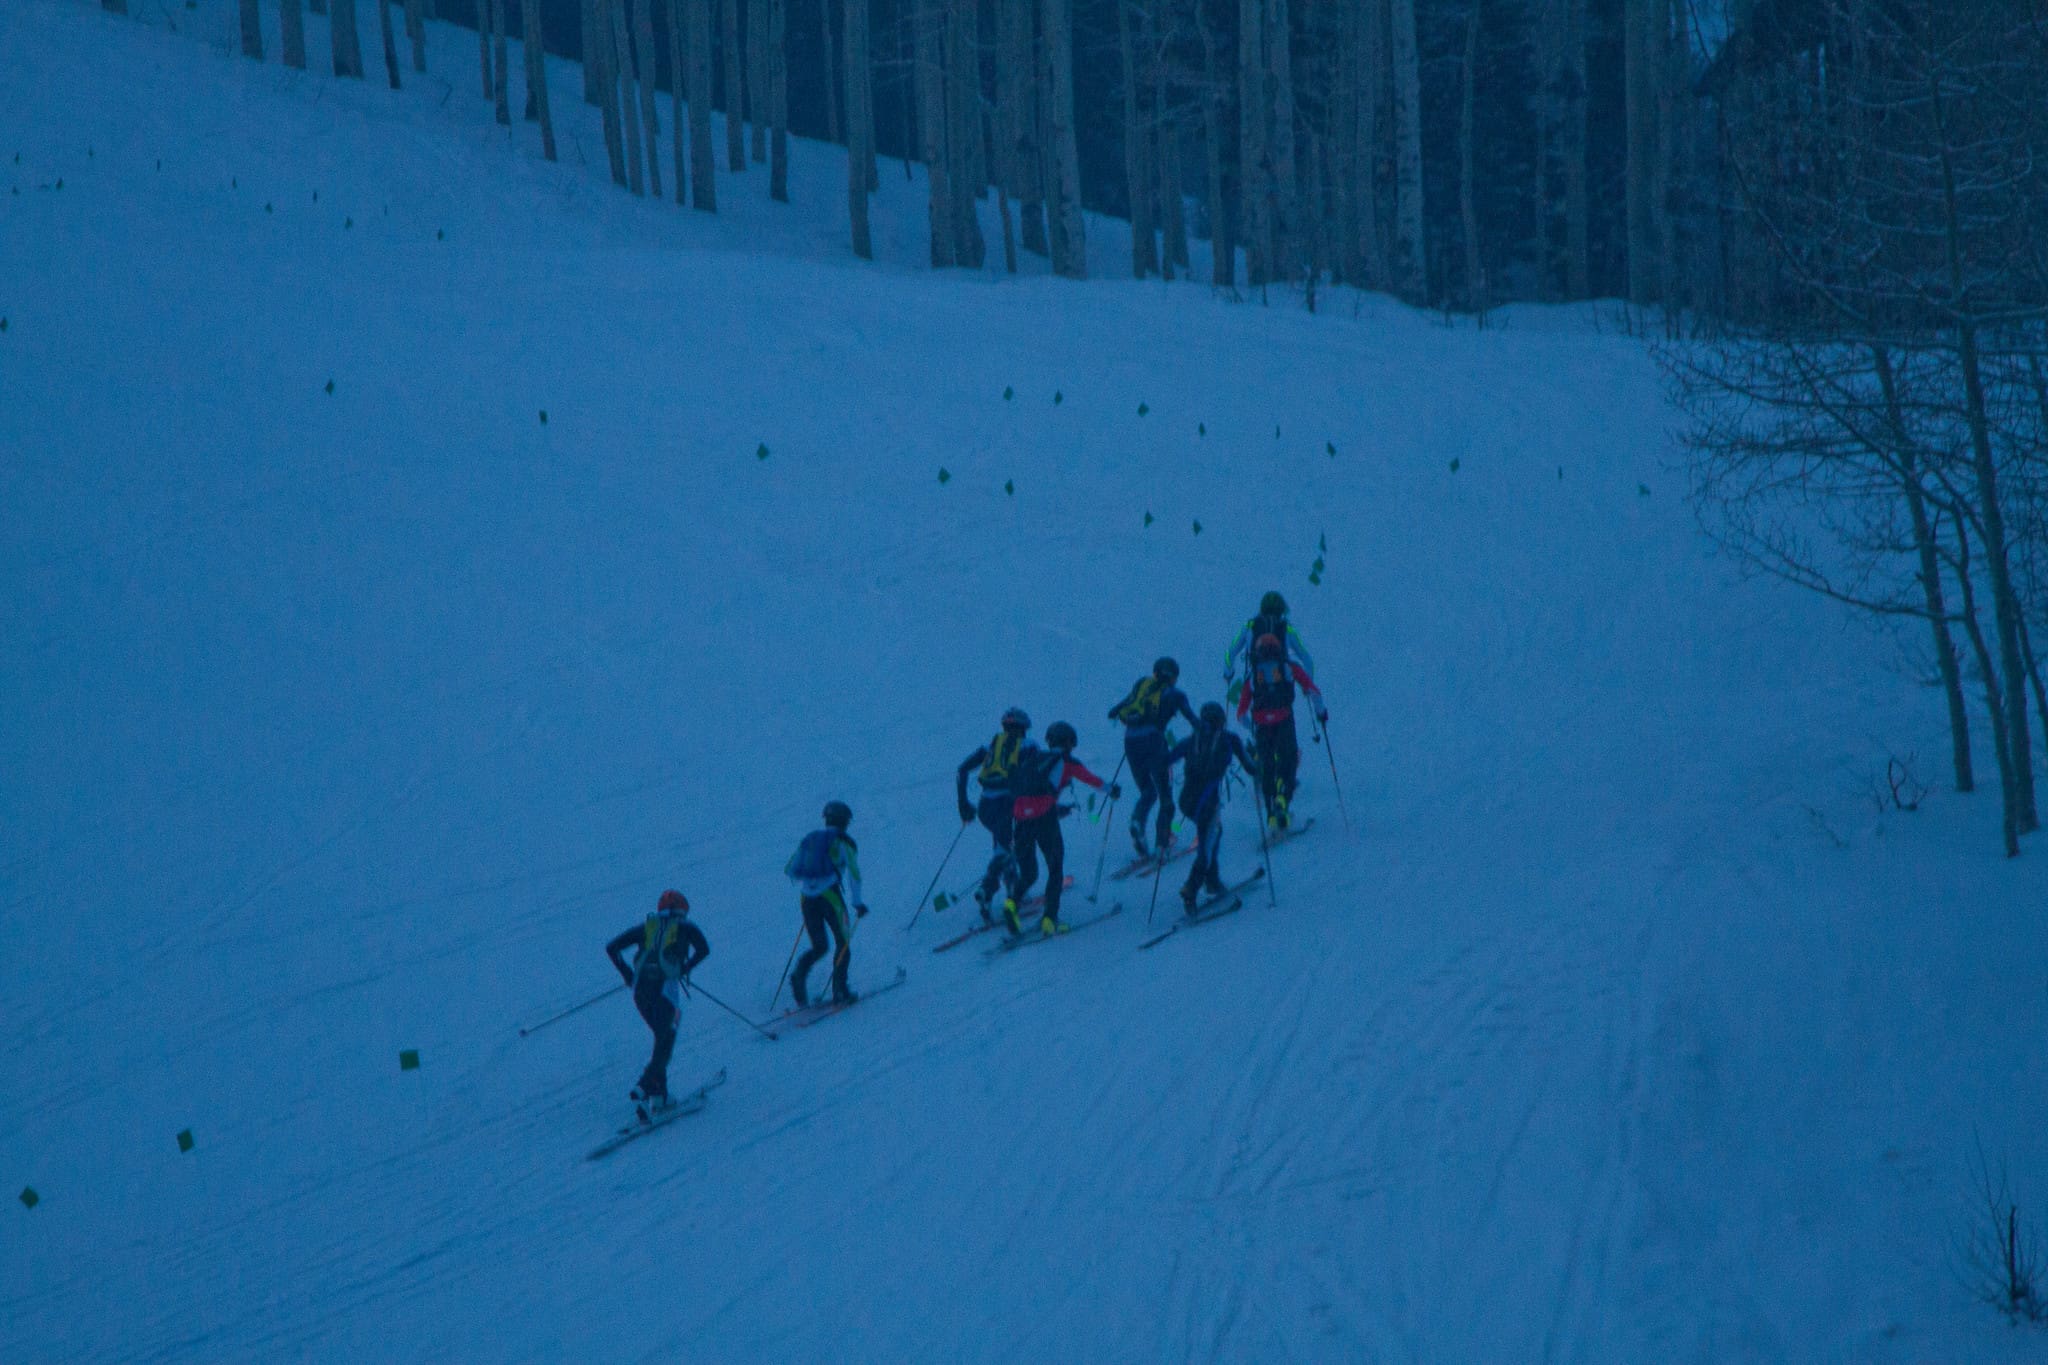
{"left": 787, "top": 828, "right": 838, "bottom": 881}
{"left": 1251, "top": 654, "right": 1294, "bottom": 710}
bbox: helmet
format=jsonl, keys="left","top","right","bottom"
{"left": 657, "top": 889, "right": 690, "bottom": 913}
{"left": 1260, "top": 590, "right": 1288, "bottom": 617}
{"left": 1045, "top": 721, "right": 1078, "bottom": 751}
{"left": 1152, "top": 656, "right": 1180, "bottom": 682}
{"left": 1254, "top": 633, "right": 1283, "bottom": 659}
{"left": 1199, "top": 701, "right": 1226, "bottom": 729}
{"left": 1001, "top": 707, "right": 1030, "bottom": 733}
{"left": 822, "top": 800, "right": 852, "bottom": 829}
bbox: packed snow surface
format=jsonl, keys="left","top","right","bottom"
{"left": 5, "top": 1, "right": 2046, "bottom": 1360}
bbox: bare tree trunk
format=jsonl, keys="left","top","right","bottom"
{"left": 1118, "top": 0, "right": 1156, "bottom": 278}
{"left": 311, "top": 0, "right": 326, "bottom": 17}
{"left": 525, "top": 0, "right": 556, "bottom": 158}
{"left": 1564, "top": 0, "right": 1589, "bottom": 297}
{"left": 1389, "top": 0, "right": 1423, "bottom": 300}
{"left": 331, "top": 0, "right": 365, "bottom": 76}
{"left": 1158, "top": 50, "right": 1187, "bottom": 276}
{"left": 240, "top": 0, "right": 264, "bottom": 58}
{"left": 583, "top": 0, "right": 604, "bottom": 102}
{"left": 820, "top": 0, "right": 840, "bottom": 144}
{"left": 769, "top": 0, "right": 789, "bottom": 199}
{"left": 1531, "top": 0, "right": 1557, "bottom": 298}
{"left": 1199, "top": 0, "right": 1232, "bottom": 286}
{"left": 845, "top": 0, "right": 873, "bottom": 253}
{"left": 479, "top": 0, "right": 496, "bottom": 99}
{"left": 997, "top": 0, "right": 1044, "bottom": 258}
{"left": 947, "top": 0, "right": 985, "bottom": 265}
{"left": 689, "top": 0, "right": 718, "bottom": 206}
{"left": 1357, "top": 0, "right": 1384, "bottom": 288}
{"left": 282, "top": 0, "right": 307, "bottom": 68}
{"left": 632, "top": 0, "right": 664, "bottom": 196}
{"left": 723, "top": 0, "right": 746, "bottom": 170}
{"left": 1237, "top": 0, "right": 1270, "bottom": 285}
{"left": 749, "top": 0, "right": 770, "bottom": 160}
{"left": 1042, "top": 0, "right": 1086, "bottom": 277}
{"left": 611, "top": 0, "right": 647, "bottom": 193}
{"left": 1266, "top": 0, "right": 1297, "bottom": 282}
{"left": 103, "top": 0, "right": 127, "bottom": 12}
{"left": 1457, "top": 0, "right": 1482, "bottom": 311}
{"left": 405, "top": 0, "right": 425, "bottom": 71}
{"left": 1623, "top": 0, "right": 1659, "bottom": 303}
{"left": 494, "top": 0, "right": 512, "bottom": 120}
{"left": 380, "top": 0, "right": 403, "bottom": 87}
{"left": 918, "top": 0, "right": 956, "bottom": 265}
{"left": 1954, "top": 515, "right": 2020, "bottom": 855}
{"left": 669, "top": 0, "right": 690, "bottom": 199}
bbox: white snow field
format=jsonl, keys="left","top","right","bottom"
{"left": 6, "top": 1, "right": 2048, "bottom": 1360}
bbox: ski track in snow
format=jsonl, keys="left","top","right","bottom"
{"left": 5, "top": 0, "right": 2048, "bottom": 1361}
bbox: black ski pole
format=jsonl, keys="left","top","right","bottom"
{"left": 1314, "top": 711, "right": 1352, "bottom": 833}
{"left": 903, "top": 821, "right": 971, "bottom": 932}
{"left": 1145, "top": 837, "right": 1170, "bottom": 925}
{"left": 517, "top": 983, "right": 624, "bottom": 1037}
{"left": 1252, "top": 765, "right": 1277, "bottom": 907}
{"left": 1087, "top": 752, "right": 1129, "bottom": 903}
{"left": 768, "top": 921, "right": 805, "bottom": 1012}
{"left": 688, "top": 978, "right": 779, "bottom": 1042}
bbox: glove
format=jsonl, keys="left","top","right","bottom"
{"left": 1315, "top": 705, "right": 1329, "bottom": 725}
{"left": 1107, "top": 783, "right": 1123, "bottom": 800}
{"left": 1056, "top": 803, "right": 1074, "bottom": 818}
{"left": 855, "top": 903, "right": 870, "bottom": 919}
{"left": 959, "top": 799, "right": 976, "bottom": 823}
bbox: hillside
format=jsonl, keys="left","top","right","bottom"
{"left": 5, "top": 1, "right": 2047, "bottom": 1360}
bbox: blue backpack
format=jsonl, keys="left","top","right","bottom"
{"left": 787, "top": 828, "right": 837, "bottom": 881}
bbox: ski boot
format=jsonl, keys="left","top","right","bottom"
{"left": 1129, "top": 820, "right": 1150, "bottom": 860}
{"left": 1002, "top": 897, "right": 1023, "bottom": 937}
{"left": 974, "top": 886, "right": 995, "bottom": 926}
{"left": 831, "top": 985, "right": 858, "bottom": 1006}
{"left": 1039, "top": 914, "right": 1068, "bottom": 936}
{"left": 1203, "top": 874, "right": 1227, "bottom": 900}
{"left": 631, "top": 1085, "right": 668, "bottom": 1124}
{"left": 1179, "top": 884, "right": 1199, "bottom": 916}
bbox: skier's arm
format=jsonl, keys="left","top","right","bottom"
{"left": 1169, "top": 688, "right": 1198, "bottom": 729}
{"left": 955, "top": 747, "right": 988, "bottom": 808}
{"left": 1231, "top": 733, "right": 1261, "bottom": 778}
{"left": 1286, "top": 627, "right": 1315, "bottom": 679}
{"left": 680, "top": 922, "right": 710, "bottom": 975}
{"left": 1222, "top": 624, "right": 1250, "bottom": 681}
{"left": 1164, "top": 736, "right": 1193, "bottom": 766}
{"left": 605, "top": 927, "right": 639, "bottom": 985}
{"left": 1066, "top": 759, "right": 1107, "bottom": 791}
{"left": 1235, "top": 685, "right": 1252, "bottom": 721}
{"left": 1293, "top": 664, "right": 1328, "bottom": 720}
{"left": 834, "top": 837, "right": 866, "bottom": 911}
{"left": 1107, "top": 680, "right": 1139, "bottom": 722}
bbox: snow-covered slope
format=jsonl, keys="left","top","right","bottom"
{"left": 6, "top": 2, "right": 2047, "bottom": 1359}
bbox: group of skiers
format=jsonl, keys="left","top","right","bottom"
{"left": 603, "top": 590, "right": 1326, "bottom": 1122}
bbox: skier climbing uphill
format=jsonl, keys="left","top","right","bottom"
{"left": 956, "top": 708, "right": 1031, "bottom": 922}
{"left": 784, "top": 800, "right": 869, "bottom": 1007}
{"left": 1237, "top": 633, "right": 1326, "bottom": 829}
{"left": 1223, "top": 590, "right": 1315, "bottom": 705}
{"left": 1003, "top": 721, "right": 1117, "bottom": 937}
{"left": 1167, "top": 704, "right": 1262, "bottom": 913}
{"left": 604, "top": 889, "right": 710, "bottom": 1123}
{"left": 1107, "top": 657, "right": 1197, "bottom": 859}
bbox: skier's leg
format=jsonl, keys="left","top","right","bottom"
{"left": 635, "top": 981, "right": 677, "bottom": 1097}
{"left": 1126, "top": 737, "right": 1157, "bottom": 852}
{"left": 826, "top": 890, "right": 853, "bottom": 999}
{"left": 791, "top": 898, "right": 829, "bottom": 1005}
{"left": 977, "top": 800, "right": 1013, "bottom": 905}
{"left": 1040, "top": 819, "right": 1067, "bottom": 922}
{"left": 1009, "top": 819, "right": 1041, "bottom": 902}
{"left": 1280, "top": 716, "right": 1302, "bottom": 807}
{"left": 1148, "top": 746, "right": 1176, "bottom": 846}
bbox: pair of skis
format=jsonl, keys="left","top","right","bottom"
{"left": 760, "top": 965, "right": 908, "bottom": 1038}
{"left": 928, "top": 875, "right": 1076, "bottom": 953}
{"left": 1137, "top": 868, "right": 1267, "bottom": 950}
{"left": 586, "top": 1068, "right": 729, "bottom": 1160}
{"left": 982, "top": 901, "right": 1125, "bottom": 956}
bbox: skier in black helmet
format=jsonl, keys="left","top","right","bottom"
{"left": 1223, "top": 590, "right": 1315, "bottom": 706}
{"left": 1107, "top": 656, "right": 1197, "bottom": 859}
{"left": 783, "top": 800, "right": 868, "bottom": 1006}
{"left": 1002, "top": 721, "right": 1117, "bottom": 936}
{"left": 956, "top": 708, "right": 1031, "bottom": 922}
{"left": 1164, "top": 704, "right": 1261, "bottom": 914}
{"left": 605, "top": 888, "right": 710, "bottom": 1122}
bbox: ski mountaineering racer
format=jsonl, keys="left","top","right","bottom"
{"left": 956, "top": 708, "right": 1031, "bottom": 923}
{"left": 1223, "top": 590, "right": 1315, "bottom": 706}
{"left": 1002, "top": 721, "right": 1117, "bottom": 937}
{"left": 783, "top": 800, "right": 869, "bottom": 1007}
{"left": 1107, "top": 656, "right": 1198, "bottom": 860}
{"left": 1166, "top": 704, "right": 1263, "bottom": 913}
{"left": 1237, "top": 633, "right": 1326, "bottom": 830}
{"left": 604, "top": 889, "right": 710, "bottom": 1122}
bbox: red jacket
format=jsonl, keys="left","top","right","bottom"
{"left": 1238, "top": 661, "right": 1324, "bottom": 729}
{"left": 1012, "top": 755, "right": 1107, "bottom": 821}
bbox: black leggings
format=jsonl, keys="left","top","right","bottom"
{"left": 793, "top": 891, "right": 851, "bottom": 1001}
{"left": 632, "top": 977, "right": 679, "bottom": 1096}
{"left": 1008, "top": 815, "right": 1067, "bottom": 918}
{"left": 1253, "top": 716, "right": 1301, "bottom": 811}
{"left": 976, "top": 796, "right": 1015, "bottom": 899}
{"left": 1125, "top": 733, "right": 1174, "bottom": 842}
